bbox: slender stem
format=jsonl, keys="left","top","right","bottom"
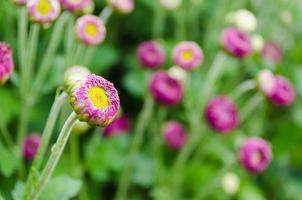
{"left": 0, "top": 116, "right": 13, "bottom": 147}
{"left": 114, "top": 97, "right": 154, "bottom": 200}
{"left": 230, "top": 79, "right": 257, "bottom": 101}
{"left": 152, "top": 5, "right": 165, "bottom": 38}
{"left": 31, "top": 13, "right": 69, "bottom": 100}
{"left": 22, "top": 92, "right": 68, "bottom": 200}
{"left": 99, "top": 6, "right": 113, "bottom": 24}
{"left": 240, "top": 93, "right": 264, "bottom": 123}
{"left": 65, "top": 15, "right": 75, "bottom": 68}
{"left": 30, "top": 112, "right": 78, "bottom": 200}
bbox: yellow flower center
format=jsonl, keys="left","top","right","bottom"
{"left": 88, "top": 86, "right": 109, "bottom": 109}
{"left": 251, "top": 151, "right": 262, "bottom": 165}
{"left": 182, "top": 50, "right": 193, "bottom": 61}
{"left": 37, "top": 0, "right": 52, "bottom": 16}
{"left": 85, "top": 23, "right": 98, "bottom": 37}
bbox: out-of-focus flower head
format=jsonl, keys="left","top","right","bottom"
{"left": 69, "top": 74, "right": 120, "bottom": 126}
{"left": 205, "top": 96, "right": 239, "bottom": 133}
{"left": 75, "top": 15, "right": 106, "bottom": 46}
{"left": 103, "top": 115, "right": 131, "bottom": 138}
{"left": 0, "top": 42, "right": 14, "bottom": 85}
{"left": 251, "top": 34, "right": 264, "bottom": 52}
{"left": 262, "top": 41, "right": 282, "bottom": 64}
{"left": 172, "top": 41, "right": 204, "bottom": 70}
{"left": 64, "top": 65, "right": 91, "bottom": 92}
{"left": 221, "top": 27, "right": 252, "bottom": 59}
{"left": 227, "top": 9, "right": 257, "bottom": 32}
{"left": 107, "top": 0, "right": 134, "bottom": 15}
{"left": 163, "top": 121, "right": 187, "bottom": 150}
{"left": 137, "top": 41, "right": 166, "bottom": 69}
{"left": 60, "top": 0, "right": 94, "bottom": 14}
{"left": 159, "top": 0, "right": 182, "bottom": 10}
{"left": 270, "top": 75, "right": 295, "bottom": 106}
{"left": 149, "top": 71, "right": 183, "bottom": 106}
{"left": 22, "top": 134, "right": 41, "bottom": 160}
{"left": 221, "top": 172, "right": 240, "bottom": 195}
{"left": 240, "top": 137, "right": 272, "bottom": 173}
{"left": 27, "top": 0, "right": 61, "bottom": 24}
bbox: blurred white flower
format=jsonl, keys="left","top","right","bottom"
{"left": 159, "top": 0, "right": 182, "bottom": 10}
{"left": 228, "top": 9, "right": 257, "bottom": 32}
{"left": 168, "top": 65, "right": 187, "bottom": 85}
{"left": 251, "top": 34, "right": 264, "bottom": 52}
{"left": 221, "top": 172, "right": 240, "bottom": 195}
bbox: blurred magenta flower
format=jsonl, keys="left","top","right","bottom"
{"left": 27, "top": 0, "right": 61, "bottom": 24}
{"left": 270, "top": 75, "right": 295, "bottom": 106}
{"left": 11, "top": 0, "right": 27, "bottom": 5}
{"left": 60, "top": 0, "right": 94, "bottom": 14}
{"left": 257, "top": 69, "right": 276, "bottom": 96}
{"left": 172, "top": 41, "right": 204, "bottom": 70}
{"left": 240, "top": 137, "right": 272, "bottom": 173}
{"left": 137, "top": 41, "right": 166, "bottom": 69}
{"left": 205, "top": 96, "right": 239, "bottom": 133}
{"left": 262, "top": 41, "right": 282, "bottom": 64}
{"left": 163, "top": 121, "right": 187, "bottom": 150}
{"left": 149, "top": 71, "right": 183, "bottom": 106}
{"left": 107, "top": 0, "right": 134, "bottom": 15}
{"left": 0, "top": 42, "right": 14, "bottom": 85}
{"left": 22, "top": 134, "right": 41, "bottom": 160}
{"left": 75, "top": 15, "right": 106, "bottom": 46}
{"left": 221, "top": 27, "right": 252, "bottom": 58}
{"left": 70, "top": 74, "right": 120, "bottom": 126}
{"left": 103, "top": 115, "right": 131, "bottom": 137}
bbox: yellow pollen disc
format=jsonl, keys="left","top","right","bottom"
{"left": 88, "top": 86, "right": 109, "bottom": 109}
{"left": 37, "top": 0, "right": 52, "bottom": 16}
{"left": 85, "top": 23, "right": 98, "bottom": 37}
{"left": 251, "top": 151, "right": 261, "bottom": 165}
{"left": 182, "top": 50, "right": 193, "bottom": 61}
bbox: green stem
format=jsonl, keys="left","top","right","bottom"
{"left": 31, "top": 13, "right": 69, "bottom": 100}
{"left": 114, "top": 97, "right": 154, "bottom": 200}
{"left": 240, "top": 93, "right": 264, "bottom": 123}
{"left": 230, "top": 79, "right": 257, "bottom": 101}
{"left": 152, "top": 5, "right": 165, "bottom": 38}
{"left": 99, "top": 6, "right": 113, "bottom": 24}
{"left": 22, "top": 92, "right": 68, "bottom": 200}
{"left": 65, "top": 15, "right": 75, "bottom": 68}
{"left": 30, "top": 112, "right": 78, "bottom": 200}
{"left": 0, "top": 116, "right": 13, "bottom": 147}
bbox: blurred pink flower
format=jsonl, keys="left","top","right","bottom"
{"left": 103, "top": 115, "right": 131, "bottom": 137}
{"left": 137, "top": 41, "right": 165, "bottom": 69}
{"left": 22, "top": 134, "right": 41, "bottom": 160}
{"left": 163, "top": 121, "right": 187, "bottom": 150}
{"left": 27, "top": 0, "right": 61, "bottom": 24}
{"left": 0, "top": 42, "right": 14, "bottom": 85}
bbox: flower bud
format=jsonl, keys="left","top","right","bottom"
{"left": 221, "top": 172, "right": 240, "bottom": 195}
{"left": 64, "top": 65, "right": 90, "bottom": 92}
{"left": 229, "top": 9, "right": 257, "bottom": 32}
{"left": 0, "top": 42, "right": 14, "bottom": 85}
{"left": 163, "top": 121, "right": 187, "bottom": 150}
{"left": 22, "top": 134, "right": 41, "bottom": 160}
{"left": 107, "top": 0, "right": 134, "bottom": 15}
{"left": 137, "top": 41, "right": 166, "bottom": 69}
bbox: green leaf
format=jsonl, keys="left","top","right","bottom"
{"left": 0, "top": 143, "right": 19, "bottom": 177}
{"left": 238, "top": 182, "right": 265, "bottom": 200}
{"left": 132, "top": 153, "right": 156, "bottom": 187}
{"left": 40, "top": 175, "right": 82, "bottom": 200}
{"left": 0, "top": 87, "right": 20, "bottom": 124}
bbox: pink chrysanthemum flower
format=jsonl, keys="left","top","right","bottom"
{"left": 22, "top": 134, "right": 41, "bottom": 160}
{"left": 270, "top": 75, "right": 295, "bottom": 106}
{"left": 221, "top": 27, "right": 252, "bottom": 58}
{"left": 149, "top": 71, "right": 183, "bottom": 106}
{"left": 11, "top": 0, "right": 27, "bottom": 5}
{"left": 205, "top": 96, "right": 239, "bottom": 133}
{"left": 103, "top": 115, "right": 131, "bottom": 138}
{"left": 75, "top": 15, "right": 106, "bottom": 46}
{"left": 107, "top": 0, "right": 134, "bottom": 14}
{"left": 137, "top": 41, "right": 166, "bottom": 69}
{"left": 172, "top": 41, "right": 204, "bottom": 70}
{"left": 257, "top": 69, "right": 276, "bottom": 97}
{"left": 240, "top": 137, "right": 272, "bottom": 173}
{"left": 27, "top": 0, "right": 61, "bottom": 24}
{"left": 262, "top": 41, "right": 282, "bottom": 64}
{"left": 163, "top": 121, "right": 187, "bottom": 150}
{"left": 70, "top": 74, "right": 120, "bottom": 126}
{"left": 60, "top": 0, "right": 94, "bottom": 14}
{"left": 0, "top": 42, "right": 14, "bottom": 85}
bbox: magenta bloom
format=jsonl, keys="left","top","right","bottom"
{"left": 240, "top": 137, "right": 272, "bottom": 173}
{"left": 137, "top": 41, "right": 165, "bottom": 69}
{"left": 205, "top": 96, "right": 239, "bottom": 133}
{"left": 149, "top": 71, "right": 183, "bottom": 106}
{"left": 70, "top": 74, "right": 120, "bottom": 126}
{"left": 103, "top": 115, "right": 131, "bottom": 137}
{"left": 163, "top": 121, "right": 187, "bottom": 150}
{"left": 60, "top": 0, "right": 94, "bottom": 14}
{"left": 221, "top": 27, "right": 252, "bottom": 58}
{"left": 75, "top": 15, "right": 106, "bottom": 46}
{"left": 172, "top": 41, "right": 204, "bottom": 70}
{"left": 107, "top": 0, "right": 134, "bottom": 14}
{"left": 27, "top": 0, "right": 61, "bottom": 24}
{"left": 22, "top": 134, "right": 41, "bottom": 160}
{"left": 270, "top": 75, "right": 295, "bottom": 106}
{"left": 0, "top": 42, "right": 14, "bottom": 85}
{"left": 262, "top": 41, "right": 282, "bottom": 64}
